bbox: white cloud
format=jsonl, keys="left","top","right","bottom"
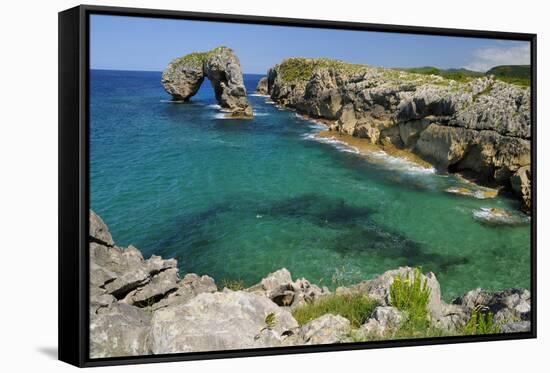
{"left": 464, "top": 43, "right": 530, "bottom": 72}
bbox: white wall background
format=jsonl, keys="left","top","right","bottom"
{"left": 0, "top": 0, "right": 546, "bottom": 371}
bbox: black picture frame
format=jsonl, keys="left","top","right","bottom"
{"left": 58, "top": 4, "right": 537, "bottom": 368}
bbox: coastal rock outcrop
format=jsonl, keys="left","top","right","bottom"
{"left": 246, "top": 268, "right": 330, "bottom": 308}
{"left": 336, "top": 267, "right": 446, "bottom": 321}
{"left": 89, "top": 211, "right": 531, "bottom": 357}
{"left": 89, "top": 210, "right": 217, "bottom": 357}
{"left": 265, "top": 58, "right": 531, "bottom": 211}
{"left": 162, "top": 46, "right": 253, "bottom": 117}
{"left": 255, "top": 76, "right": 268, "bottom": 94}
{"left": 150, "top": 290, "right": 299, "bottom": 354}
{"left": 358, "top": 306, "right": 407, "bottom": 338}
{"left": 298, "top": 314, "right": 350, "bottom": 344}
{"left": 511, "top": 165, "right": 531, "bottom": 212}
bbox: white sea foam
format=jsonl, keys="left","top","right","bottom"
{"left": 213, "top": 113, "right": 231, "bottom": 119}
{"left": 293, "top": 113, "right": 328, "bottom": 129}
{"left": 207, "top": 104, "right": 221, "bottom": 109}
{"left": 303, "top": 133, "right": 436, "bottom": 175}
{"left": 250, "top": 93, "right": 270, "bottom": 97}
{"left": 368, "top": 151, "right": 436, "bottom": 175}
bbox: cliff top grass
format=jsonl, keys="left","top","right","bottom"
{"left": 397, "top": 65, "right": 530, "bottom": 87}
{"left": 277, "top": 57, "right": 367, "bottom": 83}
{"left": 171, "top": 46, "right": 231, "bottom": 69}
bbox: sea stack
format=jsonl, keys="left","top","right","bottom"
{"left": 162, "top": 46, "right": 253, "bottom": 118}
{"left": 255, "top": 76, "right": 268, "bottom": 95}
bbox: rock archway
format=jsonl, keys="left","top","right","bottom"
{"left": 162, "top": 46, "right": 253, "bottom": 118}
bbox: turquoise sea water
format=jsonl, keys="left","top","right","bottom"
{"left": 90, "top": 70, "right": 530, "bottom": 301}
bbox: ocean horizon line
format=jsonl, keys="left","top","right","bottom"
{"left": 90, "top": 68, "right": 266, "bottom": 75}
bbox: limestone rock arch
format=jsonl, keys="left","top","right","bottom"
{"left": 162, "top": 46, "right": 253, "bottom": 118}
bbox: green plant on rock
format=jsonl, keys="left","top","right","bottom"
{"left": 265, "top": 312, "right": 277, "bottom": 330}
{"left": 219, "top": 278, "right": 246, "bottom": 291}
{"left": 292, "top": 293, "right": 378, "bottom": 328}
{"left": 389, "top": 268, "right": 431, "bottom": 324}
{"left": 462, "top": 309, "right": 501, "bottom": 335}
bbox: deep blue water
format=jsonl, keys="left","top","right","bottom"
{"left": 90, "top": 69, "right": 530, "bottom": 300}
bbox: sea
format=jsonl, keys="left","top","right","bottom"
{"left": 90, "top": 69, "right": 530, "bottom": 301}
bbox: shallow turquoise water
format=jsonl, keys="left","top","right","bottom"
{"left": 90, "top": 70, "right": 531, "bottom": 301}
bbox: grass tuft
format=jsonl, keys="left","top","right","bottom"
{"left": 219, "top": 278, "right": 246, "bottom": 291}
{"left": 462, "top": 309, "right": 501, "bottom": 335}
{"left": 389, "top": 268, "right": 431, "bottom": 323}
{"left": 292, "top": 293, "right": 378, "bottom": 328}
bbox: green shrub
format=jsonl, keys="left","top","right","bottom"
{"left": 292, "top": 293, "right": 378, "bottom": 328}
{"left": 219, "top": 278, "right": 246, "bottom": 291}
{"left": 265, "top": 312, "right": 276, "bottom": 330}
{"left": 277, "top": 58, "right": 366, "bottom": 83}
{"left": 462, "top": 309, "right": 501, "bottom": 335}
{"left": 389, "top": 268, "right": 431, "bottom": 323}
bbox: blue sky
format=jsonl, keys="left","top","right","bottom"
{"left": 90, "top": 15, "right": 530, "bottom": 73}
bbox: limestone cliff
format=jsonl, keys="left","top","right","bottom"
{"left": 162, "top": 46, "right": 253, "bottom": 118}
{"left": 264, "top": 58, "right": 532, "bottom": 212}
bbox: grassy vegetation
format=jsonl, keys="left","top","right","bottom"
{"left": 219, "top": 278, "right": 246, "bottom": 291}
{"left": 462, "top": 309, "right": 501, "bottom": 335}
{"left": 265, "top": 312, "right": 276, "bottom": 330}
{"left": 399, "top": 65, "right": 530, "bottom": 87}
{"left": 399, "top": 66, "right": 482, "bottom": 83}
{"left": 487, "top": 65, "right": 530, "bottom": 86}
{"left": 389, "top": 268, "right": 431, "bottom": 323}
{"left": 473, "top": 82, "right": 494, "bottom": 102}
{"left": 291, "top": 267, "right": 505, "bottom": 342}
{"left": 172, "top": 46, "right": 229, "bottom": 69}
{"left": 292, "top": 293, "right": 378, "bottom": 328}
{"left": 277, "top": 58, "right": 366, "bottom": 83}
{"left": 382, "top": 268, "right": 433, "bottom": 338}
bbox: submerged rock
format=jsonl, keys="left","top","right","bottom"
{"left": 472, "top": 207, "right": 527, "bottom": 226}
{"left": 162, "top": 46, "right": 253, "bottom": 117}
{"left": 445, "top": 186, "right": 498, "bottom": 199}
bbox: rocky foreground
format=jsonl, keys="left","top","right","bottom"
{"left": 89, "top": 211, "right": 531, "bottom": 358}
{"left": 262, "top": 58, "right": 531, "bottom": 212}
{"left": 162, "top": 46, "right": 253, "bottom": 117}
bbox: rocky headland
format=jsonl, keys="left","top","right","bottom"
{"left": 89, "top": 211, "right": 531, "bottom": 358}
{"left": 262, "top": 58, "right": 531, "bottom": 212}
{"left": 162, "top": 46, "right": 253, "bottom": 118}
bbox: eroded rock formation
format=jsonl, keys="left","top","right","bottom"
{"left": 255, "top": 76, "right": 268, "bottom": 94}
{"left": 263, "top": 58, "right": 532, "bottom": 212}
{"left": 162, "top": 46, "right": 253, "bottom": 117}
{"left": 89, "top": 211, "right": 531, "bottom": 358}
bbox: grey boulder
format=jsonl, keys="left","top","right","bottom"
{"left": 150, "top": 290, "right": 299, "bottom": 354}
